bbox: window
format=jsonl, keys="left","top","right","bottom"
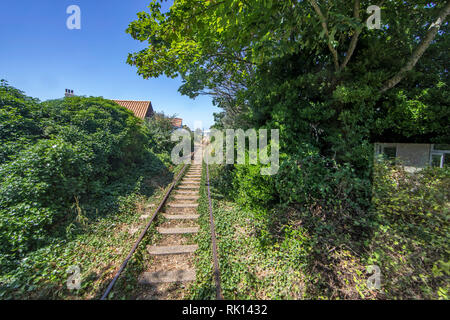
{"left": 383, "top": 147, "right": 397, "bottom": 163}
{"left": 444, "top": 154, "right": 450, "bottom": 168}
{"left": 431, "top": 144, "right": 450, "bottom": 168}
{"left": 432, "top": 154, "right": 443, "bottom": 167}
{"left": 375, "top": 144, "right": 397, "bottom": 164}
{"left": 434, "top": 144, "right": 450, "bottom": 151}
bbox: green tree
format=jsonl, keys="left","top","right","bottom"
{"left": 127, "top": 0, "right": 449, "bottom": 154}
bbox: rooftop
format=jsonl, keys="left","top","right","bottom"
{"left": 113, "top": 100, "right": 154, "bottom": 119}
{"left": 171, "top": 118, "right": 183, "bottom": 128}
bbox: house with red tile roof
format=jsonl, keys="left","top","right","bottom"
{"left": 113, "top": 100, "right": 154, "bottom": 119}
{"left": 113, "top": 99, "right": 183, "bottom": 129}
{"left": 171, "top": 117, "right": 183, "bottom": 128}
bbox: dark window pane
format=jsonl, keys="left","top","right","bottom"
{"left": 444, "top": 154, "right": 450, "bottom": 168}
{"left": 434, "top": 144, "right": 450, "bottom": 151}
{"left": 383, "top": 147, "right": 396, "bottom": 160}
{"left": 432, "top": 154, "right": 442, "bottom": 167}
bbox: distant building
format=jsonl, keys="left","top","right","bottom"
{"left": 171, "top": 117, "right": 183, "bottom": 129}
{"left": 374, "top": 143, "right": 450, "bottom": 172}
{"left": 113, "top": 100, "right": 154, "bottom": 119}
{"left": 113, "top": 100, "right": 183, "bottom": 128}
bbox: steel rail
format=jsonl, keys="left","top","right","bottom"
{"left": 206, "top": 162, "right": 224, "bottom": 300}
{"left": 100, "top": 157, "right": 191, "bottom": 300}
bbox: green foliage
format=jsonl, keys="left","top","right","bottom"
{"left": 145, "top": 111, "right": 177, "bottom": 157}
{"left": 0, "top": 82, "right": 168, "bottom": 264}
{"left": 0, "top": 164, "right": 182, "bottom": 300}
{"left": 0, "top": 139, "right": 91, "bottom": 255}
{"left": 207, "top": 163, "right": 450, "bottom": 299}
{"left": 127, "top": 1, "right": 448, "bottom": 144}
{"left": 276, "top": 148, "right": 372, "bottom": 235}
{"left": 369, "top": 163, "right": 450, "bottom": 299}
{"left": 0, "top": 80, "right": 42, "bottom": 163}
{"left": 200, "top": 164, "right": 375, "bottom": 299}
{"left": 232, "top": 162, "right": 278, "bottom": 211}
{"left": 126, "top": 1, "right": 449, "bottom": 299}
{"left": 126, "top": 0, "right": 448, "bottom": 209}
{"left": 191, "top": 164, "right": 309, "bottom": 299}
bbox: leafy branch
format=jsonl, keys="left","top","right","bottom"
{"left": 381, "top": 0, "right": 450, "bottom": 93}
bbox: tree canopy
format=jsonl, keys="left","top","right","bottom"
{"left": 127, "top": 0, "right": 449, "bottom": 147}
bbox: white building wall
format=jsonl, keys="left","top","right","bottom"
{"left": 374, "top": 143, "right": 432, "bottom": 172}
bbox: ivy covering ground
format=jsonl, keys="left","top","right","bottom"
{"left": 191, "top": 164, "right": 449, "bottom": 300}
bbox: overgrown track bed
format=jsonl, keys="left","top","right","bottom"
{"left": 206, "top": 163, "right": 224, "bottom": 300}
{"left": 100, "top": 148, "right": 224, "bottom": 300}
{"left": 101, "top": 161, "right": 191, "bottom": 300}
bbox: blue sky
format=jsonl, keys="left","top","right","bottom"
{"left": 0, "top": 0, "right": 219, "bottom": 130}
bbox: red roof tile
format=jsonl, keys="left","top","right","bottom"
{"left": 171, "top": 118, "right": 183, "bottom": 128}
{"left": 113, "top": 100, "right": 154, "bottom": 119}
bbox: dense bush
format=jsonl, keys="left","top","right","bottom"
{"left": 226, "top": 145, "right": 372, "bottom": 240}
{"left": 0, "top": 82, "right": 167, "bottom": 261}
{"left": 0, "top": 80, "right": 42, "bottom": 163}
{"left": 145, "top": 112, "right": 177, "bottom": 157}
{"left": 278, "top": 150, "right": 372, "bottom": 239}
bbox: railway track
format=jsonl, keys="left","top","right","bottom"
{"left": 101, "top": 149, "right": 223, "bottom": 300}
